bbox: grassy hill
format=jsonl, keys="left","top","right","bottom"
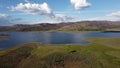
{"left": 0, "top": 21, "right": 120, "bottom": 31}
{"left": 57, "top": 22, "right": 101, "bottom": 31}
{"left": 0, "top": 38, "right": 120, "bottom": 68}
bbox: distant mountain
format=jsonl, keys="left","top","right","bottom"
{"left": 0, "top": 21, "right": 120, "bottom": 31}
{"left": 58, "top": 21, "right": 120, "bottom": 31}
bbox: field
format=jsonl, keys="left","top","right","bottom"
{"left": 85, "top": 38, "right": 120, "bottom": 49}
{"left": 0, "top": 38, "right": 120, "bottom": 68}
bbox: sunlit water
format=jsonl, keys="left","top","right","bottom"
{"left": 0, "top": 32, "right": 120, "bottom": 50}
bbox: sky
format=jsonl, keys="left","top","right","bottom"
{"left": 0, "top": 0, "right": 120, "bottom": 26}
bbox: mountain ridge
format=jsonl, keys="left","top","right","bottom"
{"left": 0, "top": 21, "right": 120, "bottom": 31}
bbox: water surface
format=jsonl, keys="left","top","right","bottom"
{"left": 0, "top": 32, "right": 120, "bottom": 50}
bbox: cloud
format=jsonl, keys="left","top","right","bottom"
{"left": 88, "top": 16, "right": 120, "bottom": 21}
{"left": 107, "top": 11, "right": 120, "bottom": 17}
{"left": 0, "top": 13, "right": 29, "bottom": 26}
{"left": 70, "top": 0, "right": 91, "bottom": 10}
{"left": 50, "top": 14, "right": 74, "bottom": 22}
{"left": 0, "top": 13, "right": 9, "bottom": 19}
{"left": 10, "top": 2, "right": 52, "bottom": 15}
{"left": 9, "top": 2, "right": 74, "bottom": 22}
{"left": 88, "top": 11, "right": 120, "bottom": 21}
{"left": 0, "top": 13, "right": 12, "bottom": 26}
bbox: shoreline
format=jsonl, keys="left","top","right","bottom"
{"left": 0, "top": 38, "right": 120, "bottom": 68}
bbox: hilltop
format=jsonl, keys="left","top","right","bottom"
{"left": 0, "top": 21, "right": 120, "bottom": 32}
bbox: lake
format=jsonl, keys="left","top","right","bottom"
{"left": 0, "top": 32, "right": 120, "bottom": 50}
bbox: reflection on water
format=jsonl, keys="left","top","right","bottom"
{"left": 0, "top": 48, "right": 3, "bottom": 50}
{"left": 0, "top": 32, "right": 120, "bottom": 50}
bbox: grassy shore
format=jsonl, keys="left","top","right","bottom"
{"left": 0, "top": 36, "right": 9, "bottom": 38}
{"left": 85, "top": 38, "right": 120, "bottom": 49}
{"left": 0, "top": 38, "right": 120, "bottom": 68}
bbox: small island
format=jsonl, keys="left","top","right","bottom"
{"left": 0, "top": 34, "right": 9, "bottom": 38}
{"left": 103, "top": 29, "right": 120, "bottom": 33}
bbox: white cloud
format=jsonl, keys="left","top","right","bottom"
{"left": 0, "top": 13, "right": 9, "bottom": 19}
{"left": 107, "top": 11, "right": 120, "bottom": 17}
{"left": 0, "top": 13, "right": 12, "bottom": 26}
{"left": 10, "top": 2, "right": 52, "bottom": 15}
{"left": 51, "top": 14, "right": 74, "bottom": 22}
{"left": 0, "top": 13, "right": 30, "bottom": 26}
{"left": 88, "top": 11, "right": 120, "bottom": 21}
{"left": 88, "top": 16, "right": 120, "bottom": 21}
{"left": 9, "top": 2, "right": 74, "bottom": 22}
{"left": 70, "top": 0, "right": 91, "bottom": 10}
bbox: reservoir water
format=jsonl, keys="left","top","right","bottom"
{"left": 0, "top": 32, "right": 120, "bottom": 50}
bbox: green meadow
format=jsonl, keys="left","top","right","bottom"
{"left": 0, "top": 38, "right": 120, "bottom": 68}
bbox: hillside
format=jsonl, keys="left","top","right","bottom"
{"left": 57, "top": 21, "right": 120, "bottom": 31}
{"left": 0, "top": 21, "right": 120, "bottom": 31}
{"left": 0, "top": 38, "right": 120, "bottom": 68}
